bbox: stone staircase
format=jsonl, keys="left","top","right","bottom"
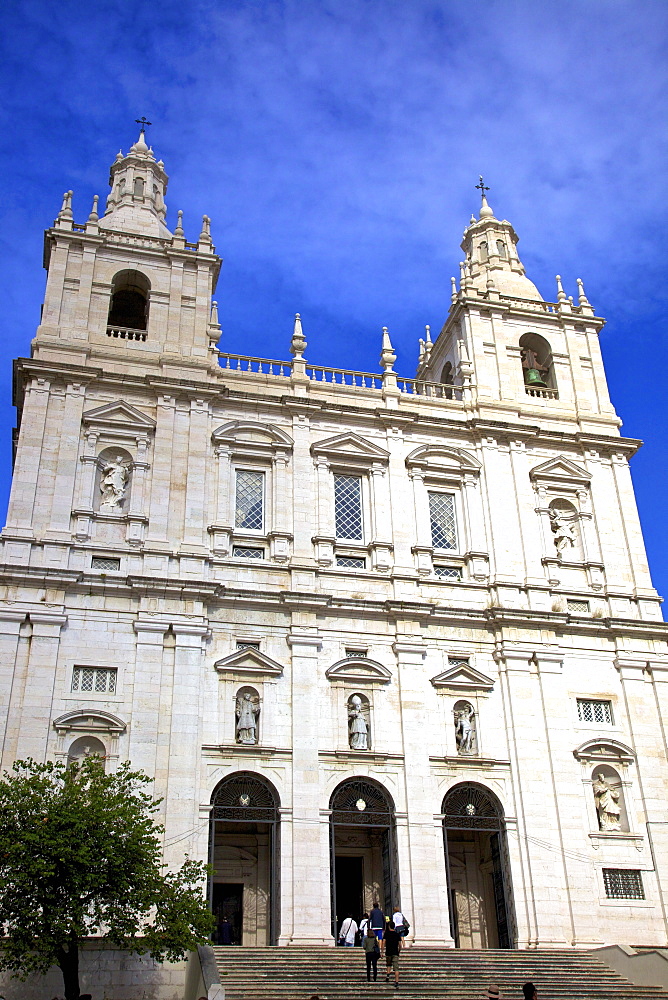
{"left": 213, "top": 945, "right": 665, "bottom": 999}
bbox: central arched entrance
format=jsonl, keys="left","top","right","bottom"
{"left": 329, "top": 777, "right": 399, "bottom": 939}
{"left": 442, "top": 783, "right": 515, "bottom": 949}
{"left": 209, "top": 772, "right": 280, "bottom": 945}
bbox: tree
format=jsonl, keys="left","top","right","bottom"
{"left": 0, "top": 757, "right": 214, "bottom": 1000}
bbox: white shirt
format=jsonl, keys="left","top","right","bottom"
{"left": 392, "top": 910, "right": 405, "bottom": 927}
{"left": 340, "top": 917, "right": 358, "bottom": 944}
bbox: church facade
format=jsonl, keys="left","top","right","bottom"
{"left": 2, "top": 131, "right": 667, "bottom": 954}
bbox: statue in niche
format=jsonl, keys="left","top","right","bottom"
{"left": 455, "top": 704, "right": 476, "bottom": 754}
{"left": 549, "top": 507, "right": 577, "bottom": 555}
{"left": 99, "top": 456, "right": 129, "bottom": 511}
{"left": 348, "top": 695, "right": 369, "bottom": 750}
{"left": 235, "top": 690, "right": 260, "bottom": 745}
{"left": 593, "top": 772, "right": 622, "bottom": 831}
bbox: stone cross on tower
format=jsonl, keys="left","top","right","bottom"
{"left": 135, "top": 116, "right": 152, "bottom": 135}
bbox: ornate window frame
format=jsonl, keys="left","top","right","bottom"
{"left": 53, "top": 709, "right": 127, "bottom": 769}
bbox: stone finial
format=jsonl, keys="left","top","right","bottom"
{"left": 479, "top": 193, "right": 494, "bottom": 219}
{"left": 87, "top": 195, "right": 99, "bottom": 224}
{"left": 424, "top": 324, "right": 433, "bottom": 362}
{"left": 451, "top": 276, "right": 458, "bottom": 302}
{"left": 555, "top": 274, "right": 567, "bottom": 303}
{"left": 210, "top": 300, "right": 220, "bottom": 326}
{"left": 418, "top": 338, "right": 425, "bottom": 363}
{"left": 57, "top": 190, "right": 73, "bottom": 222}
{"left": 577, "top": 277, "right": 590, "bottom": 306}
{"left": 175, "top": 209, "right": 184, "bottom": 237}
{"left": 379, "top": 327, "right": 396, "bottom": 372}
{"left": 290, "top": 313, "right": 307, "bottom": 360}
{"left": 198, "top": 214, "right": 212, "bottom": 246}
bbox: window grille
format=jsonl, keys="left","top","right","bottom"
{"left": 577, "top": 699, "right": 613, "bottom": 724}
{"left": 72, "top": 666, "right": 117, "bottom": 694}
{"left": 91, "top": 556, "right": 121, "bottom": 571}
{"left": 235, "top": 470, "right": 264, "bottom": 531}
{"left": 336, "top": 555, "right": 366, "bottom": 569}
{"left": 448, "top": 656, "right": 470, "bottom": 669}
{"left": 429, "top": 492, "right": 457, "bottom": 550}
{"left": 232, "top": 546, "right": 264, "bottom": 559}
{"left": 334, "top": 475, "right": 363, "bottom": 540}
{"left": 568, "top": 599, "right": 590, "bottom": 613}
{"left": 345, "top": 648, "right": 368, "bottom": 658}
{"left": 237, "top": 641, "right": 260, "bottom": 650}
{"left": 603, "top": 869, "right": 644, "bottom": 899}
{"left": 435, "top": 565, "right": 462, "bottom": 580}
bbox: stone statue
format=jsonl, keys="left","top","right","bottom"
{"left": 348, "top": 695, "right": 369, "bottom": 750}
{"left": 593, "top": 773, "right": 622, "bottom": 831}
{"left": 455, "top": 705, "right": 475, "bottom": 754}
{"left": 236, "top": 691, "right": 260, "bottom": 745}
{"left": 549, "top": 508, "right": 576, "bottom": 554}
{"left": 99, "top": 455, "right": 129, "bottom": 511}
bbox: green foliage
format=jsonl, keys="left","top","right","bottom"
{"left": 0, "top": 757, "right": 213, "bottom": 983}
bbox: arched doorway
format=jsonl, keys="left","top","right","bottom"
{"left": 442, "top": 783, "right": 515, "bottom": 949}
{"left": 209, "top": 772, "right": 280, "bottom": 945}
{"left": 329, "top": 778, "right": 399, "bottom": 939}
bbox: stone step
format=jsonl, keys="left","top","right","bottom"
{"left": 213, "top": 947, "right": 664, "bottom": 1000}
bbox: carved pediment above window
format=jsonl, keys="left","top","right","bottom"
{"left": 214, "top": 646, "right": 285, "bottom": 679}
{"left": 212, "top": 420, "right": 293, "bottom": 459}
{"left": 530, "top": 455, "right": 591, "bottom": 490}
{"left": 430, "top": 663, "right": 495, "bottom": 692}
{"left": 311, "top": 433, "right": 389, "bottom": 468}
{"left": 82, "top": 400, "right": 156, "bottom": 438}
{"left": 53, "top": 710, "right": 127, "bottom": 735}
{"left": 405, "top": 445, "right": 481, "bottom": 485}
{"left": 326, "top": 656, "right": 392, "bottom": 685}
{"left": 573, "top": 739, "right": 635, "bottom": 765}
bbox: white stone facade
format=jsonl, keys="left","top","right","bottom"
{"left": 2, "top": 134, "right": 668, "bottom": 959}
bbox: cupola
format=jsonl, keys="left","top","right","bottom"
{"left": 100, "top": 125, "right": 171, "bottom": 238}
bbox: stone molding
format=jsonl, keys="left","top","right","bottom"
{"left": 52, "top": 709, "right": 127, "bottom": 735}
{"left": 573, "top": 739, "right": 636, "bottom": 765}
{"left": 214, "top": 646, "right": 285, "bottom": 678}
{"left": 430, "top": 662, "right": 495, "bottom": 692}
{"left": 325, "top": 656, "right": 392, "bottom": 685}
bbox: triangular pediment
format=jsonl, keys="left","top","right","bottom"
{"left": 430, "top": 663, "right": 495, "bottom": 692}
{"left": 326, "top": 657, "right": 392, "bottom": 684}
{"left": 214, "top": 647, "right": 284, "bottom": 678}
{"left": 530, "top": 455, "right": 591, "bottom": 486}
{"left": 311, "top": 433, "right": 389, "bottom": 463}
{"left": 83, "top": 400, "right": 156, "bottom": 431}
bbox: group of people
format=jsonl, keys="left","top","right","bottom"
{"left": 338, "top": 903, "right": 409, "bottom": 987}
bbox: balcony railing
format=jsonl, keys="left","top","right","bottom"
{"left": 218, "top": 352, "right": 291, "bottom": 376}
{"left": 396, "top": 378, "right": 464, "bottom": 401}
{"left": 305, "top": 365, "right": 383, "bottom": 389}
{"left": 525, "top": 385, "right": 559, "bottom": 399}
{"left": 106, "top": 326, "right": 148, "bottom": 342}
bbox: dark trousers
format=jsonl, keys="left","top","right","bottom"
{"left": 366, "top": 953, "right": 378, "bottom": 981}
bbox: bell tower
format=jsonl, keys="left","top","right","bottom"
{"left": 417, "top": 180, "right": 618, "bottom": 429}
{"left": 36, "top": 126, "right": 222, "bottom": 369}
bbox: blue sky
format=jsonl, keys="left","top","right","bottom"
{"left": 0, "top": 0, "right": 666, "bottom": 604}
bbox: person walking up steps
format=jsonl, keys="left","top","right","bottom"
{"left": 369, "top": 901, "right": 384, "bottom": 941}
{"left": 338, "top": 912, "right": 358, "bottom": 947}
{"left": 382, "top": 920, "right": 401, "bottom": 989}
{"left": 362, "top": 923, "right": 380, "bottom": 981}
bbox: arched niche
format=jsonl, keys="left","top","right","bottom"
{"left": 592, "top": 764, "right": 629, "bottom": 832}
{"left": 235, "top": 685, "right": 261, "bottom": 745}
{"left": 479, "top": 241, "right": 488, "bottom": 263}
{"left": 107, "top": 269, "right": 150, "bottom": 331}
{"left": 347, "top": 692, "right": 371, "bottom": 750}
{"left": 496, "top": 239, "right": 507, "bottom": 259}
{"left": 95, "top": 445, "right": 133, "bottom": 514}
{"left": 548, "top": 497, "right": 583, "bottom": 559}
{"left": 67, "top": 734, "right": 107, "bottom": 767}
{"left": 519, "top": 331, "right": 556, "bottom": 390}
{"left": 453, "top": 699, "right": 477, "bottom": 755}
{"left": 209, "top": 772, "right": 281, "bottom": 946}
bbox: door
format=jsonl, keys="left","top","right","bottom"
{"left": 335, "top": 856, "right": 364, "bottom": 928}
{"left": 212, "top": 883, "right": 244, "bottom": 945}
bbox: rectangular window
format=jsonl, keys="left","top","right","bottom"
{"left": 336, "top": 555, "right": 366, "bottom": 569}
{"left": 237, "top": 640, "right": 260, "bottom": 650}
{"left": 434, "top": 565, "right": 462, "bottom": 580}
{"left": 235, "top": 470, "right": 264, "bottom": 531}
{"left": 429, "top": 492, "right": 457, "bottom": 550}
{"left": 345, "top": 648, "right": 368, "bottom": 657}
{"left": 91, "top": 556, "right": 121, "bottom": 571}
{"left": 232, "top": 546, "right": 264, "bottom": 559}
{"left": 72, "top": 666, "right": 117, "bottom": 694}
{"left": 568, "top": 599, "right": 590, "bottom": 614}
{"left": 334, "top": 474, "right": 363, "bottom": 540}
{"left": 448, "top": 656, "right": 470, "bottom": 669}
{"left": 603, "top": 869, "right": 644, "bottom": 900}
{"left": 577, "top": 699, "right": 613, "bottom": 724}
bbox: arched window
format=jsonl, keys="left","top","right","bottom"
{"left": 496, "top": 240, "right": 507, "bottom": 259}
{"left": 479, "top": 242, "right": 488, "bottom": 263}
{"left": 441, "top": 361, "right": 454, "bottom": 400}
{"left": 133, "top": 177, "right": 145, "bottom": 198}
{"left": 592, "top": 766, "right": 628, "bottom": 832}
{"left": 519, "top": 332, "right": 556, "bottom": 392}
{"left": 107, "top": 270, "right": 150, "bottom": 332}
